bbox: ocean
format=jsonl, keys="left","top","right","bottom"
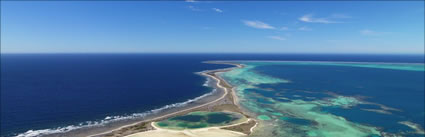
{"left": 1, "top": 54, "right": 423, "bottom": 137}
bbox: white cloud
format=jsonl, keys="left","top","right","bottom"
{"left": 242, "top": 20, "right": 275, "bottom": 29}
{"left": 212, "top": 8, "right": 223, "bottom": 13}
{"left": 188, "top": 6, "right": 201, "bottom": 11}
{"left": 299, "top": 14, "right": 342, "bottom": 24}
{"left": 298, "top": 26, "right": 312, "bottom": 31}
{"left": 268, "top": 36, "right": 286, "bottom": 41}
{"left": 185, "top": 0, "right": 197, "bottom": 3}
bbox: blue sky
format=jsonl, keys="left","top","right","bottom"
{"left": 1, "top": 1, "right": 424, "bottom": 54}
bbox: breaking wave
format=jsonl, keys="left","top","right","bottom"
{"left": 203, "top": 77, "right": 212, "bottom": 87}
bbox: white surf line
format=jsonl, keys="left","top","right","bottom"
{"left": 88, "top": 66, "right": 238, "bottom": 137}
{"left": 249, "top": 119, "right": 258, "bottom": 134}
{"left": 210, "top": 60, "right": 425, "bottom": 65}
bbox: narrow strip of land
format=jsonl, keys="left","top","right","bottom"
{"left": 88, "top": 62, "right": 255, "bottom": 137}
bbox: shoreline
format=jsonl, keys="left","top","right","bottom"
{"left": 36, "top": 76, "right": 224, "bottom": 137}
{"left": 16, "top": 61, "right": 253, "bottom": 137}
{"left": 207, "top": 60, "right": 425, "bottom": 65}
{"left": 85, "top": 61, "right": 255, "bottom": 137}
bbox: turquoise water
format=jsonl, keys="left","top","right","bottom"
{"left": 156, "top": 111, "right": 243, "bottom": 130}
{"left": 220, "top": 61, "right": 424, "bottom": 137}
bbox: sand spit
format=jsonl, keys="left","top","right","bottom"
{"left": 86, "top": 62, "right": 256, "bottom": 137}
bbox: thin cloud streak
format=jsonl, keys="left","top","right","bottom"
{"left": 185, "top": 0, "right": 197, "bottom": 3}
{"left": 242, "top": 20, "right": 275, "bottom": 29}
{"left": 212, "top": 8, "right": 223, "bottom": 13}
{"left": 268, "top": 36, "right": 286, "bottom": 41}
{"left": 299, "top": 14, "right": 343, "bottom": 24}
{"left": 188, "top": 6, "right": 201, "bottom": 11}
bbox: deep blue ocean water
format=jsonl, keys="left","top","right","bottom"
{"left": 1, "top": 54, "right": 423, "bottom": 136}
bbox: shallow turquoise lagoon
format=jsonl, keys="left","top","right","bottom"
{"left": 220, "top": 61, "right": 424, "bottom": 137}
{"left": 156, "top": 111, "right": 244, "bottom": 130}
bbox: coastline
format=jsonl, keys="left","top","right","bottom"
{"left": 35, "top": 77, "right": 224, "bottom": 137}
{"left": 86, "top": 61, "right": 255, "bottom": 137}
{"left": 13, "top": 60, "right": 423, "bottom": 137}
{"left": 16, "top": 61, "right": 254, "bottom": 137}
{"left": 64, "top": 61, "right": 253, "bottom": 137}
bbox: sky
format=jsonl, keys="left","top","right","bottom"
{"left": 1, "top": 1, "right": 424, "bottom": 54}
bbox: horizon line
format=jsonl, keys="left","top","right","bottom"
{"left": 1, "top": 52, "right": 424, "bottom": 55}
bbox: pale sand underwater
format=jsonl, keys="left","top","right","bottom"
{"left": 125, "top": 128, "right": 243, "bottom": 137}
{"left": 124, "top": 119, "right": 254, "bottom": 137}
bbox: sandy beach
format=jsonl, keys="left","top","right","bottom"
{"left": 124, "top": 118, "right": 256, "bottom": 137}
